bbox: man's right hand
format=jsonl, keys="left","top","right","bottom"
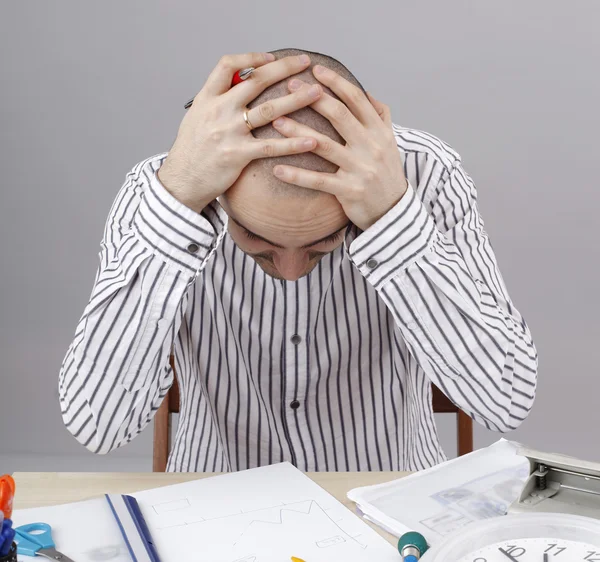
{"left": 157, "top": 52, "right": 323, "bottom": 215}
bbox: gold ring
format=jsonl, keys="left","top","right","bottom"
{"left": 243, "top": 109, "right": 254, "bottom": 130}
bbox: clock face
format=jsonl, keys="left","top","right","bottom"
{"left": 422, "top": 513, "right": 600, "bottom": 562}
{"left": 458, "top": 538, "right": 600, "bottom": 561}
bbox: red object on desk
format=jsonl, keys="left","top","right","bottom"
{"left": 0, "top": 475, "right": 15, "bottom": 519}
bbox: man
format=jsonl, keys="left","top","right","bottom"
{"left": 59, "top": 48, "right": 538, "bottom": 472}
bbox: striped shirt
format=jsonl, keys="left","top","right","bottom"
{"left": 59, "top": 125, "right": 538, "bottom": 472}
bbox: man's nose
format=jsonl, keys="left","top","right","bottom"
{"left": 274, "top": 252, "right": 309, "bottom": 281}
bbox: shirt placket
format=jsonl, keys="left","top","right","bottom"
{"left": 282, "top": 280, "right": 310, "bottom": 464}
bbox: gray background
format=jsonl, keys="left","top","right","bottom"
{"left": 1, "top": 1, "right": 598, "bottom": 472}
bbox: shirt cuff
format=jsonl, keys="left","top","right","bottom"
{"left": 348, "top": 182, "right": 438, "bottom": 288}
{"left": 133, "top": 171, "right": 227, "bottom": 275}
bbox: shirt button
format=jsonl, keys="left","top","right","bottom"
{"left": 366, "top": 258, "right": 379, "bottom": 269}
{"left": 290, "top": 400, "right": 300, "bottom": 409}
{"left": 290, "top": 334, "right": 302, "bottom": 345}
{"left": 187, "top": 243, "right": 199, "bottom": 254}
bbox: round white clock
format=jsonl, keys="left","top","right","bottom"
{"left": 421, "top": 512, "right": 600, "bottom": 562}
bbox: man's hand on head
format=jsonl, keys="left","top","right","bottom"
{"left": 269, "top": 66, "right": 408, "bottom": 232}
{"left": 157, "top": 52, "right": 322, "bottom": 215}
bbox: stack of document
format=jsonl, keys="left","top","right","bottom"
{"left": 347, "top": 439, "right": 530, "bottom": 546}
{"left": 13, "top": 462, "right": 398, "bottom": 562}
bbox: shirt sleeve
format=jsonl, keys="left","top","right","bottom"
{"left": 58, "top": 153, "right": 227, "bottom": 454}
{"left": 347, "top": 158, "right": 538, "bottom": 433}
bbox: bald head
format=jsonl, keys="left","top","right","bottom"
{"left": 220, "top": 48, "right": 363, "bottom": 280}
{"left": 246, "top": 48, "right": 365, "bottom": 197}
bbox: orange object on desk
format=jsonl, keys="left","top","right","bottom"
{"left": 0, "top": 475, "right": 15, "bottom": 519}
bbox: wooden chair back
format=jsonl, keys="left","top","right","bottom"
{"left": 152, "top": 358, "right": 473, "bottom": 471}
{"left": 431, "top": 384, "right": 474, "bottom": 457}
{"left": 153, "top": 355, "right": 180, "bottom": 472}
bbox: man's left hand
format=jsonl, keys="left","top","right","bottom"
{"left": 271, "top": 64, "right": 408, "bottom": 231}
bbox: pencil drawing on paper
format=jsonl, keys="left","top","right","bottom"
{"left": 152, "top": 498, "right": 369, "bottom": 559}
{"left": 152, "top": 498, "right": 191, "bottom": 515}
{"left": 316, "top": 535, "right": 346, "bottom": 548}
{"left": 230, "top": 500, "right": 365, "bottom": 549}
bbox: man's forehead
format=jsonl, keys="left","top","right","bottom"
{"left": 224, "top": 198, "right": 347, "bottom": 233}
{"left": 221, "top": 186, "right": 347, "bottom": 248}
{"left": 228, "top": 215, "right": 349, "bottom": 249}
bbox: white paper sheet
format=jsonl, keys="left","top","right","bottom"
{"left": 131, "top": 462, "right": 397, "bottom": 562}
{"left": 347, "top": 439, "right": 530, "bottom": 546}
{"left": 12, "top": 462, "right": 397, "bottom": 562}
{"left": 12, "top": 497, "right": 132, "bottom": 561}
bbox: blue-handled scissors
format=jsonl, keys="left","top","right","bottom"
{"left": 13, "top": 522, "right": 75, "bottom": 561}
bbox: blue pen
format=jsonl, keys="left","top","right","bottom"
{"left": 0, "top": 519, "right": 15, "bottom": 557}
{"left": 0, "top": 518, "right": 13, "bottom": 554}
{"left": 0, "top": 530, "right": 15, "bottom": 556}
{"left": 0, "top": 516, "right": 7, "bottom": 554}
{"left": 0, "top": 532, "right": 14, "bottom": 557}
